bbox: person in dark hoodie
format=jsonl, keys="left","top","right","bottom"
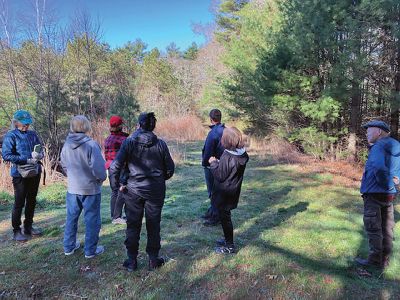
{"left": 109, "top": 112, "right": 175, "bottom": 272}
{"left": 355, "top": 120, "right": 400, "bottom": 269}
{"left": 201, "top": 109, "right": 225, "bottom": 226}
{"left": 61, "top": 115, "right": 107, "bottom": 259}
{"left": 209, "top": 127, "right": 249, "bottom": 254}
{"left": 2, "top": 110, "right": 44, "bottom": 242}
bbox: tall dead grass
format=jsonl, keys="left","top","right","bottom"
{"left": 247, "top": 135, "right": 306, "bottom": 164}
{"left": 155, "top": 115, "right": 207, "bottom": 142}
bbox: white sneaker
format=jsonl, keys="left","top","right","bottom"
{"left": 112, "top": 218, "right": 126, "bottom": 225}
{"left": 85, "top": 245, "right": 105, "bottom": 259}
{"left": 64, "top": 240, "right": 81, "bottom": 256}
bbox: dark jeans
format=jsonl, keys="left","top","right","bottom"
{"left": 109, "top": 172, "right": 125, "bottom": 219}
{"left": 362, "top": 194, "right": 395, "bottom": 264}
{"left": 11, "top": 175, "right": 41, "bottom": 232}
{"left": 124, "top": 190, "right": 164, "bottom": 260}
{"left": 219, "top": 208, "right": 233, "bottom": 245}
{"left": 204, "top": 167, "right": 219, "bottom": 221}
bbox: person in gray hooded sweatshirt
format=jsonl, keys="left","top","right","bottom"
{"left": 60, "top": 115, "right": 107, "bottom": 258}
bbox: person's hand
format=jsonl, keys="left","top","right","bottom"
{"left": 31, "top": 151, "right": 43, "bottom": 160}
{"left": 27, "top": 158, "right": 38, "bottom": 165}
{"left": 209, "top": 157, "right": 217, "bottom": 164}
{"left": 394, "top": 176, "right": 400, "bottom": 186}
{"left": 119, "top": 185, "right": 127, "bottom": 192}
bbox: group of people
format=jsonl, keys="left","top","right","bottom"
{"left": 2, "top": 108, "right": 249, "bottom": 271}
{"left": 2, "top": 108, "right": 400, "bottom": 271}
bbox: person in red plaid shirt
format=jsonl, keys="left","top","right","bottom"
{"left": 104, "top": 116, "right": 129, "bottom": 224}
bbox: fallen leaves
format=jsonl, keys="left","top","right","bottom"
{"left": 79, "top": 266, "right": 91, "bottom": 273}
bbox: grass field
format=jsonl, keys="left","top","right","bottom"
{"left": 0, "top": 141, "right": 399, "bottom": 299}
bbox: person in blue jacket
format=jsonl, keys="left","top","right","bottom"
{"left": 2, "top": 110, "right": 44, "bottom": 242}
{"left": 355, "top": 120, "right": 400, "bottom": 269}
{"left": 201, "top": 109, "right": 225, "bottom": 226}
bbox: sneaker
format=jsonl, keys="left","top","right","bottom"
{"left": 203, "top": 219, "right": 220, "bottom": 227}
{"left": 216, "top": 238, "right": 226, "bottom": 246}
{"left": 13, "top": 230, "right": 28, "bottom": 242}
{"left": 112, "top": 218, "right": 126, "bottom": 225}
{"left": 64, "top": 240, "right": 81, "bottom": 256}
{"left": 123, "top": 258, "right": 138, "bottom": 272}
{"left": 215, "top": 245, "right": 236, "bottom": 254}
{"left": 23, "top": 226, "right": 43, "bottom": 236}
{"left": 148, "top": 257, "right": 165, "bottom": 271}
{"left": 85, "top": 245, "right": 105, "bottom": 259}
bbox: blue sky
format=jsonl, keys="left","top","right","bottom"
{"left": 13, "top": 0, "right": 215, "bottom": 51}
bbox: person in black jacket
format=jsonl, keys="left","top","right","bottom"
{"left": 110, "top": 112, "right": 175, "bottom": 271}
{"left": 209, "top": 127, "right": 249, "bottom": 254}
{"left": 201, "top": 109, "right": 225, "bottom": 226}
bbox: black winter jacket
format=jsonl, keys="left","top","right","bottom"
{"left": 210, "top": 148, "right": 249, "bottom": 210}
{"left": 109, "top": 129, "right": 175, "bottom": 199}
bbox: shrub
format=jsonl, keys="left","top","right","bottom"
{"left": 0, "top": 190, "right": 13, "bottom": 206}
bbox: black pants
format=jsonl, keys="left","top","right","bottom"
{"left": 108, "top": 172, "right": 125, "bottom": 219}
{"left": 12, "top": 175, "right": 41, "bottom": 232}
{"left": 124, "top": 190, "right": 164, "bottom": 260}
{"left": 110, "top": 187, "right": 125, "bottom": 219}
{"left": 362, "top": 194, "right": 395, "bottom": 264}
{"left": 204, "top": 167, "right": 219, "bottom": 221}
{"left": 219, "top": 208, "right": 234, "bottom": 245}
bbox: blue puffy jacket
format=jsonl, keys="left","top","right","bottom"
{"left": 2, "top": 129, "right": 42, "bottom": 177}
{"left": 202, "top": 123, "right": 225, "bottom": 167}
{"left": 360, "top": 136, "right": 400, "bottom": 194}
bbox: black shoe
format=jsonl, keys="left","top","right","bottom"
{"left": 123, "top": 258, "right": 138, "bottom": 272}
{"left": 13, "top": 230, "right": 28, "bottom": 242}
{"left": 23, "top": 226, "right": 43, "bottom": 236}
{"left": 216, "top": 238, "right": 226, "bottom": 246}
{"left": 354, "top": 257, "right": 382, "bottom": 268}
{"left": 203, "top": 219, "right": 220, "bottom": 226}
{"left": 149, "top": 257, "right": 165, "bottom": 271}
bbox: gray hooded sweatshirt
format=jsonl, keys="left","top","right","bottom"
{"left": 61, "top": 133, "right": 107, "bottom": 195}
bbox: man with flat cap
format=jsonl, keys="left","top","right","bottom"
{"left": 355, "top": 120, "right": 400, "bottom": 269}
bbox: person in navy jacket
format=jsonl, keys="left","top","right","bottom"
{"left": 355, "top": 120, "right": 400, "bottom": 269}
{"left": 201, "top": 109, "right": 225, "bottom": 226}
{"left": 2, "top": 110, "right": 44, "bottom": 242}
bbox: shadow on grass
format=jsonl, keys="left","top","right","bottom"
{"left": 1, "top": 146, "right": 399, "bottom": 299}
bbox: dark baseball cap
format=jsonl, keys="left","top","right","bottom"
{"left": 362, "top": 120, "right": 390, "bottom": 133}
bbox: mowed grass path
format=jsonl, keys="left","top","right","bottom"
{"left": 0, "top": 141, "right": 399, "bottom": 299}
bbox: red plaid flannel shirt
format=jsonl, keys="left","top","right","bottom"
{"left": 104, "top": 131, "right": 129, "bottom": 169}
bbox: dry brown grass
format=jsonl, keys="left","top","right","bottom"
{"left": 247, "top": 134, "right": 363, "bottom": 188}
{"left": 155, "top": 115, "right": 207, "bottom": 142}
{"left": 0, "top": 161, "right": 13, "bottom": 194}
{"left": 247, "top": 135, "right": 306, "bottom": 164}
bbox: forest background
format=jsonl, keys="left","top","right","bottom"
{"left": 0, "top": 0, "right": 400, "bottom": 169}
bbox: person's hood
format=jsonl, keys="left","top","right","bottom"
{"left": 132, "top": 128, "right": 157, "bottom": 147}
{"left": 65, "top": 133, "right": 91, "bottom": 149}
{"left": 225, "top": 148, "right": 249, "bottom": 165}
{"left": 377, "top": 137, "right": 400, "bottom": 156}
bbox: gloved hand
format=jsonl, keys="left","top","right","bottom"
{"left": 31, "top": 151, "right": 44, "bottom": 160}
{"left": 27, "top": 158, "right": 38, "bottom": 165}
